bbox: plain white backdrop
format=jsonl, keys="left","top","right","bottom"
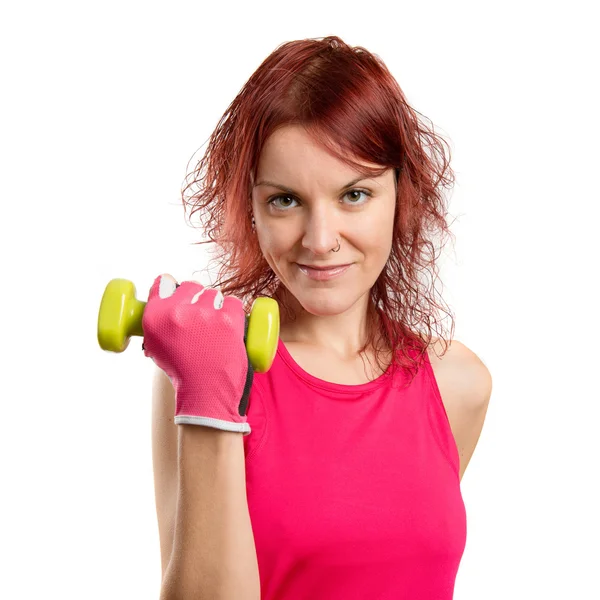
{"left": 1, "top": 1, "right": 598, "bottom": 598}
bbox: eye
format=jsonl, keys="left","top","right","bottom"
{"left": 267, "top": 188, "right": 372, "bottom": 211}
{"left": 345, "top": 189, "right": 371, "bottom": 204}
{"left": 267, "top": 195, "right": 298, "bottom": 210}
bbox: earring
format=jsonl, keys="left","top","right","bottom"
{"left": 251, "top": 216, "right": 255, "bottom": 232}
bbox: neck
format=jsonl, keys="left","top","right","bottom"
{"left": 273, "top": 284, "right": 387, "bottom": 360}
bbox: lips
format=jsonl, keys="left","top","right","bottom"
{"left": 297, "top": 263, "right": 352, "bottom": 281}
{"left": 297, "top": 263, "right": 350, "bottom": 271}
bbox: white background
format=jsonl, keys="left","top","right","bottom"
{"left": 1, "top": 1, "right": 598, "bottom": 598}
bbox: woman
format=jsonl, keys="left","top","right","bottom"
{"left": 145, "top": 35, "right": 492, "bottom": 600}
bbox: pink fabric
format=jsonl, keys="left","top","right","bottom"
{"left": 244, "top": 337, "right": 467, "bottom": 600}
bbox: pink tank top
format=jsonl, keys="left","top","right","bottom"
{"left": 244, "top": 337, "right": 467, "bottom": 600}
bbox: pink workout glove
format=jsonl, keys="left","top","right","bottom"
{"left": 141, "top": 274, "right": 254, "bottom": 435}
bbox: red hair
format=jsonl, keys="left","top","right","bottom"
{"left": 181, "top": 36, "right": 456, "bottom": 386}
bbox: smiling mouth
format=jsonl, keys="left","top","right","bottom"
{"left": 296, "top": 263, "right": 352, "bottom": 281}
{"left": 296, "top": 263, "right": 351, "bottom": 271}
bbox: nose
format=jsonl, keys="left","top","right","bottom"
{"left": 300, "top": 208, "right": 341, "bottom": 256}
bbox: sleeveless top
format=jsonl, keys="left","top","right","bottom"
{"left": 243, "top": 337, "right": 467, "bottom": 600}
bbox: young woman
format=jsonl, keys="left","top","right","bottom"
{"left": 145, "top": 35, "right": 492, "bottom": 600}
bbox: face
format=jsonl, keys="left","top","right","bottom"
{"left": 251, "top": 124, "right": 397, "bottom": 320}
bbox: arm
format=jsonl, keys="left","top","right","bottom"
{"left": 152, "top": 366, "right": 261, "bottom": 600}
{"left": 161, "top": 425, "right": 261, "bottom": 600}
{"left": 151, "top": 365, "right": 178, "bottom": 579}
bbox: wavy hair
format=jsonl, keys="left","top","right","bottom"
{"left": 180, "top": 35, "right": 457, "bottom": 386}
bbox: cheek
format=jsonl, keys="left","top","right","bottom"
{"left": 362, "top": 221, "right": 394, "bottom": 267}
{"left": 256, "top": 233, "right": 291, "bottom": 276}
{"left": 259, "top": 231, "right": 288, "bottom": 257}
{"left": 363, "top": 215, "right": 394, "bottom": 247}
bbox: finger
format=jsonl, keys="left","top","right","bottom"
{"left": 222, "top": 294, "right": 247, "bottom": 330}
{"left": 148, "top": 273, "right": 178, "bottom": 301}
{"left": 187, "top": 285, "right": 224, "bottom": 310}
{"left": 175, "top": 280, "right": 210, "bottom": 304}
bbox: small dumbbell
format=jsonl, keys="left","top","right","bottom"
{"left": 97, "top": 278, "right": 280, "bottom": 373}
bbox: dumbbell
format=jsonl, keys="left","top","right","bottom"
{"left": 97, "top": 278, "right": 280, "bottom": 373}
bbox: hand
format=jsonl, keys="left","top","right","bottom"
{"left": 142, "top": 274, "right": 254, "bottom": 434}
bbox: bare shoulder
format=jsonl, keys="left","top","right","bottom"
{"left": 425, "top": 337, "right": 492, "bottom": 481}
{"left": 426, "top": 337, "right": 492, "bottom": 408}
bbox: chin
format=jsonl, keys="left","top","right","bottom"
{"left": 296, "top": 293, "right": 356, "bottom": 316}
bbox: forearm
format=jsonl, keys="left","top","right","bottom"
{"left": 160, "top": 426, "right": 260, "bottom": 600}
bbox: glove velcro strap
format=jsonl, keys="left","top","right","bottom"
{"left": 174, "top": 415, "right": 251, "bottom": 434}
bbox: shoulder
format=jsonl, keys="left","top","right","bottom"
{"left": 426, "top": 337, "right": 492, "bottom": 408}
{"left": 424, "top": 338, "right": 492, "bottom": 481}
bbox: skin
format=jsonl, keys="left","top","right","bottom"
{"left": 250, "top": 124, "right": 397, "bottom": 362}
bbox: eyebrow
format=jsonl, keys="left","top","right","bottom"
{"left": 253, "top": 175, "right": 372, "bottom": 195}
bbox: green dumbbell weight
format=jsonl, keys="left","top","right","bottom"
{"left": 97, "top": 278, "right": 280, "bottom": 373}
